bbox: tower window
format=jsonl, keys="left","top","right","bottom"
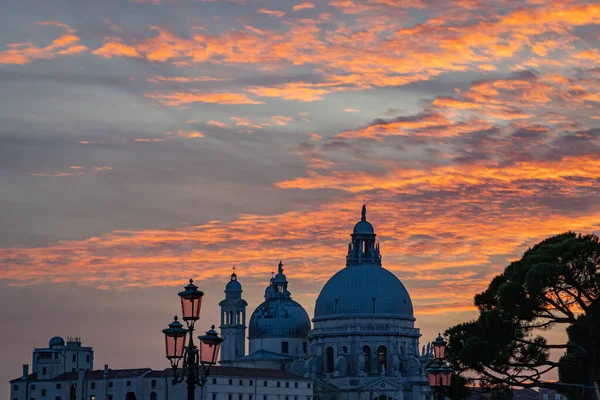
{"left": 91, "top": 382, "right": 96, "bottom": 390}
{"left": 86, "top": 355, "right": 90, "bottom": 363}
{"left": 42, "top": 368, "right": 47, "bottom": 375}
{"left": 281, "top": 342, "right": 289, "bottom": 354}
{"left": 303, "top": 342, "right": 307, "bottom": 353}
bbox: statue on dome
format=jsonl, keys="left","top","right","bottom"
{"left": 361, "top": 204, "right": 367, "bottom": 221}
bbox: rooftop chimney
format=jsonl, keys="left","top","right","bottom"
{"left": 104, "top": 364, "right": 109, "bottom": 378}
{"left": 22, "top": 364, "right": 29, "bottom": 379}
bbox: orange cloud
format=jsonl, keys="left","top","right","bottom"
{"left": 293, "top": 2, "right": 315, "bottom": 11}
{"left": 93, "top": 39, "right": 141, "bottom": 58}
{"left": 145, "top": 92, "right": 264, "bottom": 106}
{"left": 258, "top": 9, "right": 286, "bottom": 18}
{"left": 0, "top": 21, "right": 87, "bottom": 64}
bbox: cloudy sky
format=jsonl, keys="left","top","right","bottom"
{"left": 1, "top": 0, "right": 600, "bottom": 394}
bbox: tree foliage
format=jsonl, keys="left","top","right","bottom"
{"left": 445, "top": 232, "right": 600, "bottom": 398}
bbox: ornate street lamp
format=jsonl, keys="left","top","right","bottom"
{"left": 432, "top": 333, "right": 447, "bottom": 361}
{"left": 427, "top": 334, "right": 453, "bottom": 400}
{"left": 163, "top": 279, "right": 223, "bottom": 400}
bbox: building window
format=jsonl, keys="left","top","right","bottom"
{"left": 150, "top": 392, "right": 157, "bottom": 400}
{"left": 55, "top": 397, "right": 61, "bottom": 400}
{"left": 30, "top": 397, "right": 35, "bottom": 400}
{"left": 212, "top": 378, "right": 217, "bottom": 384}
{"left": 277, "top": 382, "right": 281, "bottom": 387}
{"left": 363, "top": 346, "right": 371, "bottom": 373}
{"left": 263, "top": 397, "right": 267, "bottom": 400}
{"left": 151, "top": 380, "right": 156, "bottom": 388}
{"left": 326, "top": 347, "right": 334, "bottom": 373}
{"left": 295, "top": 382, "right": 298, "bottom": 388}
{"left": 308, "top": 383, "right": 311, "bottom": 389}
{"left": 303, "top": 342, "right": 307, "bottom": 353}
{"left": 285, "top": 397, "right": 289, "bottom": 400}
{"left": 108, "top": 382, "right": 113, "bottom": 388}
{"left": 263, "top": 381, "right": 267, "bottom": 387}
{"left": 72, "top": 368, "right": 76, "bottom": 372}
{"left": 286, "top": 382, "right": 289, "bottom": 388}
{"left": 42, "top": 389, "right": 46, "bottom": 396}
{"left": 212, "top": 394, "right": 217, "bottom": 400}
{"left": 126, "top": 381, "right": 131, "bottom": 387}
{"left": 281, "top": 342, "right": 289, "bottom": 354}
{"left": 13, "top": 385, "right": 18, "bottom": 391}
{"left": 239, "top": 395, "right": 243, "bottom": 400}
{"left": 228, "top": 395, "right": 232, "bottom": 400}
{"left": 239, "top": 380, "right": 243, "bottom": 386}
{"left": 32, "top": 384, "right": 36, "bottom": 390}
{"left": 91, "top": 382, "right": 95, "bottom": 390}
{"left": 72, "top": 354, "right": 76, "bottom": 362}
{"left": 249, "top": 396, "right": 253, "bottom": 400}
{"left": 56, "top": 384, "right": 62, "bottom": 389}
{"left": 249, "top": 381, "right": 253, "bottom": 386}
{"left": 228, "top": 379, "right": 232, "bottom": 385}
{"left": 42, "top": 367, "right": 47, "bottom": 375}
{"left": 108, "top": 396, "right": 113, "bottom": 400}
{"left": 377, "top": 346, "right": 387, "bottom": 373}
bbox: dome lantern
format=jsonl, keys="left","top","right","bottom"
{"left": 346, "top": 205, "right": 381, "bottom": 266}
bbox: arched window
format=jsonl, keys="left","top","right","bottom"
{"left": 326, "top": 347, "right": 334, "bottom": 373}
{"left": 229, "top": 311, "right": 233, "bottom": 324}
{"left": 377, "top": 346, "right": 387, "bottom": 373}
{"left": 125, "top": 393, "right": 137, "bottom": 400}
{"left": 362, "top": 345, "right": 371, "bottom": 373}
{"left": 150, "top": 392, "right": 157, "bottom": 400}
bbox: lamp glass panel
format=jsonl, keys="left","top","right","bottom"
{"left": 181, "top": 296, "right": 202, "bottom": 321}
{"left": 441, "top": 370, "right": 452, "bottom": 386}
{"left": 433, "top": 343, "right": 446, "bottom": 360}
{"left": 200, "top": 341, "right": 220, "bottom": 365}
{"left": 428, "top": 371, "right": 439, "bottom": 387}
{"left": 165, "top": 334, "right": 186, "bottom": 359}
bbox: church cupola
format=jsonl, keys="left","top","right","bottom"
{"left": 346, "top": 205, "right": 381, "bottom": 266}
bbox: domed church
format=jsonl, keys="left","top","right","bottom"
{"left": 219, "top": 206, "right": 432, "bottom": 400}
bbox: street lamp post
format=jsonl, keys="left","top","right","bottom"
{"left": 163, "top": 279, "right": 223, "bottom": 400}
{"left": 427, "top": 334, "right": 453, "bottom": 400}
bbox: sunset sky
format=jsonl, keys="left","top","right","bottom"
{"left": 1, "top": 0, "right": 600, "bottom": 395}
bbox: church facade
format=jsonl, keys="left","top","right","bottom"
{"left": 219, "top": 207, "right": 432, "bottom": 400}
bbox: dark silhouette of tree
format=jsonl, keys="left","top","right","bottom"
{"left": 445, "top": 232, "right": 600, "bottom": 399}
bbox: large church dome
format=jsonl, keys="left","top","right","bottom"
{"left": 313, "top": 205, "right": 414, "bottom": 321}
{"left": 248, "top": 261, "right": 311, "bottom": 339}
{"left": 314, "top": 265, "right": 413, "bottom": 321}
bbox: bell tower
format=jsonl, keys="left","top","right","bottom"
{"left": 219, "top": 268, "right": 248, "bottom": 365}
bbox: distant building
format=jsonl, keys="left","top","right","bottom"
{"left": 10, "top": 338, "right": 312, "bottom": 400}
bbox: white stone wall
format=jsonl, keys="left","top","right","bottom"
{"left": 11, "top": 373, "right": 313, "bottom": 400}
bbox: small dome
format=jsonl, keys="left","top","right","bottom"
{"left": 226, "top": 274, "right": 242, "bottom": 292}
{"left": 314, "top": 265, "right": 414, "bottom": 321}
{"left": 49, "top": 336, "right": 65, "bottom": 347}
{"left": 353, "top": 220, "right": 374, "bottom": 234}
{"left": 249, "top": 298, "right": 311, "bottom": 339}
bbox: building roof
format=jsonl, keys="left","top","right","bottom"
{"left": 234, "top": 349, "right": 293, "bottom": 361}
{"left": 11, "top": 369, "right": 151, "bottom": 382}
{"left": 146, "top": 366, "right": 310, "bottom": 380}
